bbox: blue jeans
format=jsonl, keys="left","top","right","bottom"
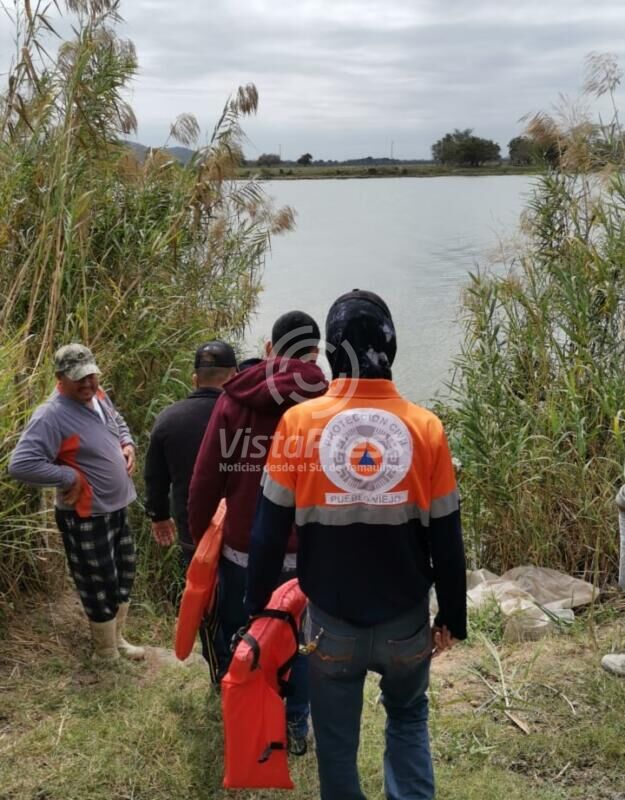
{"left": 308, "top": 600, "right": 433, "bottom": 800}
{"left": 217, "top": 557, "right": 309, "bottom": 736}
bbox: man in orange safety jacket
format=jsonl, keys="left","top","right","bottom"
{"left": 246, "top": 289, "right": 467, "bottom": 800}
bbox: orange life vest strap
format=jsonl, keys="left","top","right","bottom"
{"left": 234, "top": 608, "right": 300, "bottom": 695}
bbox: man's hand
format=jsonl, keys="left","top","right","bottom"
{"left": 122, "top": 444, "right": 136, "bottom": 476}
{"left": 62, "top": 471, "right": 82, "bottom": 506}
{"left": 431, "top": 624, "right": 458, "bottom": 658}
{"left": 151, "top": 519, "right": 176, "bottom": 547}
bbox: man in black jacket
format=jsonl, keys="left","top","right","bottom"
{"left": 144, "top": 341, "right": 237, "bottom": 557}
{"left": 144, "top": 341, "right": 237, "bottom": 667}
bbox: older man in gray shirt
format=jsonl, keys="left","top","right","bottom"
{"left": 9, "top": 344, "right": 144, "bottom": 662}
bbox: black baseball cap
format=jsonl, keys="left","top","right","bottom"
{"left": 194, "top": 340, "right": 237, "bottom": 369}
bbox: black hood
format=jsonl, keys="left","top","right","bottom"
{"left": 325, "top": 289, "right": 396, "bottom": 379}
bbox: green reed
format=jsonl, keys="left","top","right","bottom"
{"left": 445, "top": 55, "right": 625, "bottom": 582}
{"left": 0, "top": 0, "right": 293, "bottom": 603}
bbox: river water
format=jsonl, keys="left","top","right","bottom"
{"left": 245, "top": 176, "right": 536, "bottom": 404}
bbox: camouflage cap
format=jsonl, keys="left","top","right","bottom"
{"left": 54, "top": 344, "right": 101, "bottom": 381}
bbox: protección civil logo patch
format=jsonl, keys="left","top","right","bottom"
{"left": 319, "top": 408, "right": 413, "bottom": 505}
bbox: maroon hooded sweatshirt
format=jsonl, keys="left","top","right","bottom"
{"left": 188, "top": 357, "right": 327, "bottom": 553}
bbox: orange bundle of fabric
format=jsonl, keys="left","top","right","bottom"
{"left": 221, "top": 578, "right": 307, "bottom": 789}
{"left": 174, "top": 499, "right": 226, "bottom": 662}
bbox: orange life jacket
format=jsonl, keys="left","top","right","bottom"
{"left": 174, "top": 499, "right": 226, "bottom": 661}
{"left": 221, "top": 578, "right": 307, "bottom": 789}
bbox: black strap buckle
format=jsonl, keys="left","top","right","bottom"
{"left": 258, "top": 741, "right": 285, "bottom": 763}
{"left": 230, "top": 609, "right": 301, "bottom": 689}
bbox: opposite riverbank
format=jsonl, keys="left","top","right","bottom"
{"left": 238, "top": 163, "right": 542, "bottom": 180}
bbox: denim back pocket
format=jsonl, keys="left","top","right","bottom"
{"left": 309, "top": 621, "right": 357, "bottom": 677}
{"left": 386, "top": 621, "right": 432, "bottom": 672}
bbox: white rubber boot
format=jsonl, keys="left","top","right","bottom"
{"left": 601, "top": 653, "right": 625, "bottom": 676}
{"left": 89, "top": 619, "right": 120, "bottom": 662}
{"left": 116, "top": 602, "right": 145, "bottom": 661}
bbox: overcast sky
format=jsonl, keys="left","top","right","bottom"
{"left": 2, "top": 0, "right": 625, "bottom": 160}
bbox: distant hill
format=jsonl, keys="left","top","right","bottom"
{"left": 123, "top": 141, "right": 195, "bottom": 164}
{"left": 165, "top": 146, "right": 195, "bottom": 165}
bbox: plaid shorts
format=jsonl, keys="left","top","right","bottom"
{"left": 55, "top": 507, "right": 136, "bottom": 622}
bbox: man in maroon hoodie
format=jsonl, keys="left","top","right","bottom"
{"left": 188, "top": 310, "right": 327, "bottom": 752}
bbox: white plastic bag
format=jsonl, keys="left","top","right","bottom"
{"left": 464, "top": 565, "right": 597, "bottom": 642}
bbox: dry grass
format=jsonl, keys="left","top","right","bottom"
{"left": 1, "top": 590, "right": 625, "bottom": 800}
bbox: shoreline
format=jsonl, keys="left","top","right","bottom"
{"left": 238, "top": 164, "right": 541, "bottom": 181}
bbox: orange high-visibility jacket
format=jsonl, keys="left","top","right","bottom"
{"left": 246, "top": 378, "right": 467, "bottom": 639}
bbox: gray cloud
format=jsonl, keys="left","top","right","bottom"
{"left": 1, "top": 0, "right": 624, "bottom": 158}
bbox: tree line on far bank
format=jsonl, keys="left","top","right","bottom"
{"left": 252, "top": 122, "right": 622, "bottom": 169}
{"left": 129, "top": 128, "right": 572, "bottom": 171}
{"left": 431, "top": 129, "right": 561, "bottom": 167}
{"left": 250, "top": 132, "right": 560, "bottom": 169}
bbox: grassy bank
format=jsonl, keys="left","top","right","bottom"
{"left": 238, "top": 163, "right": 540, "bottom": 180}
{"left": 2, "top": 590, "right": 625, "bottom": 800}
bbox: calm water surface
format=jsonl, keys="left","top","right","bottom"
{"left": 245, "top": 176, "right": 535, "bottom": 404}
